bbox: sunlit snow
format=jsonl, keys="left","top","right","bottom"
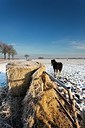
{"left": 0, "top": 63, "right": 7, "bottom": 86}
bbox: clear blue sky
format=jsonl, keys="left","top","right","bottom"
{"left": 0, "top": 0, "right": 85, "bottom": 58}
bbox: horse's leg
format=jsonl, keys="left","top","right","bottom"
{"left": 55, "top": 69, "right": 58, "bottom": 78}
{"left": 56, "top": 70, "right": 59, "bottom": 78}
{"left": 58, "top": 70, "right": 61, "bottom": 78}
{"left": 56, "top": 69, "right": 59, "bottom": 77}
{"left": 54, "top": 69, "right": 56, "bottom": 78}
{"left": 58, "top": 69, "right": 62, "bottom": 78}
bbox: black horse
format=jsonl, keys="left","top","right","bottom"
{"left": 51, "top": 59, "right": 63, "bottom": 77}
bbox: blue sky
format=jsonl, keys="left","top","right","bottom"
{"left": 0, "top": 0, "right": 85, "bottom": 58}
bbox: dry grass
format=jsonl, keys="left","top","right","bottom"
{"left": 1, "top": 61, "right": 82, "bottom": 128}
{"left": 22, "top": 67, "right": 73, "bottom": 128}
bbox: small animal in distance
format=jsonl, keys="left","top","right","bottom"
{"left": 51, "top": 59, "right": 63, "bottom": 78}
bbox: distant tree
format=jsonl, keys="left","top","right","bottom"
{"left": 11, "top": 48, "right": 17, "bottom": 59}
{"left": 38, "top": 57, "right": 44, "bottom": 59}
{"left": 0, "top": 42, "right": 8, "bottom": 59}
{"left": 24, "top": 54, "right": 29, "bottom": 60}
{"left": 7, "top": 45, "right": 13, "bottom": 59}
{"left": 0, "top": 42, "right": 2, "bottom": 53}
{"left": 0, "top": 41, "right": 17, "bottom": 59}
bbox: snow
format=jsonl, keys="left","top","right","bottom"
{"left": 0, "top": 63, "right": 7, "bottom": 86}
{"left": 46, "top": 63, "right": 85, "bottom": 89}
{"left": 0, "top": 59, "right": 85, "bottom": 110}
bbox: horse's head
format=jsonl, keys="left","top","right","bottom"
{"left": 51, "top": 59, "right": 56, "bottom": 66}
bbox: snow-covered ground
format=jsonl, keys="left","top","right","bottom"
{"left": 0, "top": 59, "right": 85, "bottom": 110}
{"left": 46, "top": 60, "right": 85, "bottom": 90}
{"left": 0, "top": 62, "right": 7, "bottom": 86}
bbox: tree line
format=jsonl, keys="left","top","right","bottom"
{"left": 0, "top": 41, "right": 17, "bottom": 59}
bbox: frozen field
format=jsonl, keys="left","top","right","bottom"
{"left": 0, "top": 59, "right": 85, "bottom": 110}
{"left": 0, "top": 62, "right": 7, "bottom": 86}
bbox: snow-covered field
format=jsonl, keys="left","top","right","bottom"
{"left": 45, "top": 59, "right": 85, "bottom": 90}
{"left": 0, "top": 59, "right": 85, "bottom": 110}
{"left": 0, "top": 62, "right": 7, "bottom": 86}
